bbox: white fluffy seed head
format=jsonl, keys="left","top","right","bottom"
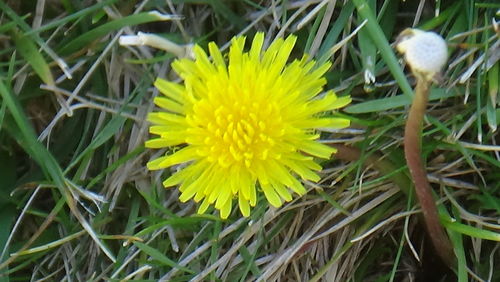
{"left": 396, "top": 29, "right": 448, "bottom": 79}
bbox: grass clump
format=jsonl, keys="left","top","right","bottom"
{"left": 0, "top": 0, "right": 499, "bottom": 281}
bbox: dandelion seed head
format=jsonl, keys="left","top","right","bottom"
{"left": 397, "top": 29, "right": 448, "bottom": 79}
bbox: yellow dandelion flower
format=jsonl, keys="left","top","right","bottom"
{"left": 146, "top": 32, "right": 351, "bottom": 219}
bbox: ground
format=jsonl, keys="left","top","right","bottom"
{"left": 0, "top": 0, "right": 499, "bottom": 281}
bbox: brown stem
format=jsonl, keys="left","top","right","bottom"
{"left": 404, "top": 77, "right": 455, "bottom": 267}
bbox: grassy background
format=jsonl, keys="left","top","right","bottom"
{"left": 0, "top": 0, "right": 499, "bottom": 281}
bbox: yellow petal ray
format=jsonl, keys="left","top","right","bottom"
{"left": 266, "top": 160, "right": 296, "bottom": 188}
{"left": 261, "top": 38, "right": 282, "bottom": 67}
{"left": 286, "top": 153, "right": 324, "bottom": 173}
{"left": 281, "top": 158, "right": 321, "bottom": 182}
{"left": 146, "top": 156, "right": 169, "bottom": 170}
{"left": 327, "top": 95, "right": 352, "bottom": 110}
{"left": 193, "top": 45, "right": 216, "bottom": 78}
{"left": 162, "top": 171, "right": 185, "bottom": 188}
{"left": 180, "top": 163, "right": 217, "bottom": 202}
{"left": 239, "top": 170, "right": 252, "bottom": 200}
{"left": 145, "top": 138, "right": 183, "bottom": 148}
{"left": 193, "top": 165, "right": 219, "bottom": 202}
{"left": 162, "top": 160, "right": 204, "bottom": 187}
{"left": 208, "top": 42, "right": 225, "bottom": 68}
{"left": 289, "top": 176, "right": 307, "bottom": 195}
{"left": 207, "top": 184, "right": 222, "bottom": 204}
{"left": 254, "top": 163, "right": 270, "bottom": 185}
{"left": 238, "top": 192, "right": 250, "bottom": 217}
{"left": 261, "top": 183, "right": 282, "bottom": 208}
{"left": 300, "top": 93, "right": 339, "bottom": 116}
{"left": 293, "top": 117, "right": 351, "bottom": 129}
{"left": 295, "top": 79, "right": 327, "bottom": 100}
{"left": 148, "top": 112, "right": 187, "bottom": 126}
{"left": 154, "top": 97, "right": 184, "bottom": 114}
{"left": 229, "top": 36, "right": 245, "bottom": 69}
{"left": 230, "top": 167, "right": 240, "bottom": 194}
{"left": 249, "top": 32, "right": 264, "bottom": 61}
{"left": 249, "top": 181, "right": 257, "bottom": 206}
{"left": 198, "top": 168, "right": 219, "bottom": 197}
{"left": 193, "top": 189, "right": 205, "bottom": 202}
{"left": 172, "top": 59, "right": 198, "bottom": 78}
{"left": 149, "top": 125, "right": 170, "bottom": 135}
{"left": 220, "top": 198, "right": 232, "bottom": 219}
{"left": 148, "top": 147, "right": 197, "bottom": 170}
{"left": 309, "top": 61, "right": 332, "bottom": 80}
{"left": 154, "top": 78, "right": 185, "bottom": 103}
{"left": 301, "top": 158, "right": 324, "bottom": 171}
{"left": 299, "top": 91, "right": 349, "bottom": 116}
{"left": 178, "top": 182, "right": 198, "bottom": 202}
{"left": 271, "top": 181, "right": 292, "bottom": 202}
{"left": 198, "top": 198, "right": 211, "bottom": 214}
{"left": 299, "top": 140, "right": 336, "bottom": 159}
{"left": 194, "top": 180, "right": 214, "bottom": 202}
{"left": 269, "top": 35, "right": 296, "bottom": 73}
{"left": 215, "top": 183, "right": 232, "bottom": 209}
{"left": 320, "top": 118, "right": 351, "bottom": 129}
{"left": 178, "top": 163, "right": 211, "bottom": 193}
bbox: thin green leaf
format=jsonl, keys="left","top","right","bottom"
{"left": 352, "top": 0, "right": 413, "bottom": 99}
{"left": 486, "top": 61, "right": 498, "bottom": 131}
{"left": 317, "top": 1, "right": 355, "bottom": 63}
{"left": 11, "top": 29, "right": 54, "bottom": 85}
{"left": 207, "top": 0, "right": 246, "bottom": 29}
{"left": 26, "top": 0, "right": 119, "bottom": 35}
{"left": 345, "top": 88, "right": 459, "bottom": 113}
{"left": 448, "top": 208, "right": 467, "bottom": 282}
{"left": 133, "top": 241, "right": 195, "bottom": 274}
{"left": 0, "top": 80, "right": 116, "bottom": 263}
{"left": 442, "top": 216, "right": 500, "bottom": 242}
{"left": 357, "top": 0, "right": 377, "bottom": 91}
{"left": 59, "top": 11, "right": 180, "bottom": 55}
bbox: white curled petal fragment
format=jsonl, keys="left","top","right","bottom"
{"left": 397, "top": 29, "right": 448, "bottom": 79}
{"left": 119, "top": 32, "right": 194, "bottom": 59}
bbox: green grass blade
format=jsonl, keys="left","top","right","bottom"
{"left": 0, "top": 14, "right": 29, "bottom": 34}
{"left": 352, "top": 0, "right": 413, "bottom": 99}
{"left": 26, "top": 0, "right": 119, "bottom": 35}
{"left": 317, "top": 1, "right": 355, "bottom": 64}
{"left": 486, "top": 62, "right": 498, "bottom": 131}
{"left": 448, "top": 207, "right": 467, "bottom": 282}
{"left": 0, "top": 80, "right": 116, "bottom": 263}
{"left": 59, "top": 11, "right": 180, "bottom": 55}
{"left": 87, "top": 146, "right": 145, "bottom": 188}
{"left": 441, "top": 216, "right": 500, "bottom": 242}
{"left": 133, "top": 241, "right": 195, "bottom": 274}
{"left": 357, "top": 0, "right": 377, "bottom": 91}
{"left": 419, "top": 2, "right": 462, "bottom": 31}
{"left": 345, "top": 87, "right": 459, "bottom": 113}
{"left": 207, "top": 0, "right": 246, "bottom": 29}
{"left": 11, "top": 29, "right": 54, "bottom": 86}
{"left": 0, "top": 0, "right": 69, "bottom": 74}
{"left": 0, "top": 151, "right": 16, "bottom": 280}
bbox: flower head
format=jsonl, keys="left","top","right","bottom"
{"left": 146, "top": 32, "right": 351, "bottom": 219}
{"left": 396, "top": 29, "right": 448, "bottom": 80}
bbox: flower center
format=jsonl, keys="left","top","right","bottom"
{"left": 190, "top": 98, "right": 285, "bottom": 168}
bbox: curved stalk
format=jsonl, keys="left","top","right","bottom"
{"left": 404, "top": 76, "right": 455, "bottom": 267}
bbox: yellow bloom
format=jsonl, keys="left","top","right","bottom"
{"left": 146, "top": 32, "right": 351, "bottom": 219}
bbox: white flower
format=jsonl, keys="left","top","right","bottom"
{"left": 396, "top": 29, "right": 448, "bottom": 79}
